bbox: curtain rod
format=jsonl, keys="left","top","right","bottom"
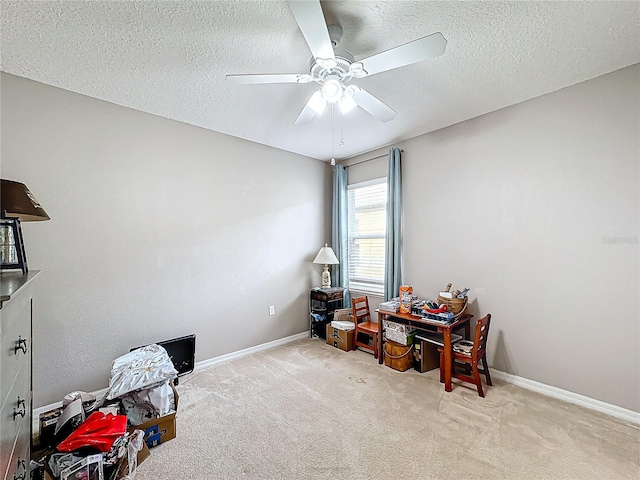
{"left": 346, "top": 149, "right": 403, "bottom": 167}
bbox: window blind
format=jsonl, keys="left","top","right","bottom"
{"left": 347, "top": 179, "right": 387, "bottom": 295}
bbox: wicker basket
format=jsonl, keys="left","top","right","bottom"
{"left": 436, "top": 295, "right": 468, "bottom": 318}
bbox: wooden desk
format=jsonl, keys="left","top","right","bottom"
{"left": 376, "top": 310, "right": 473, "bottom": 392}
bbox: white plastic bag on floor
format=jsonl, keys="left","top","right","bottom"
{"left": 106, "top": 344, "right": 177, "bottom": 400}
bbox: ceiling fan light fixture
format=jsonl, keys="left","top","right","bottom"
{"left": 338, "top": 92, "right": 357, "bottom": 114}
{"left": 321, "top": 76, "right": 343, "bottom": 103}
{"left": 308, "top": 90, "right": 327, "bottom": 115}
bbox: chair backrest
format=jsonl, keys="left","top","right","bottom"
{"left": 351, "top": 296, "right": 371, "bottom": 325}
{"left": 472, "top": 314, "right": 491, "bottom": 358}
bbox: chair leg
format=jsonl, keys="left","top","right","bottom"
{"left": 472, "top": 361, "right": 484, "bottom": 397}
{"left": 482, "top": 354, "right": 492, "bottom": 386}
{"left": 373, "top": 334, "right": 378, "bottom": 359}
{"left": 439, "top": 351, "right": 444, "bottom": 383}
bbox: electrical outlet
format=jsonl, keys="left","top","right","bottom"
{"left": 269, "top": 305, "right": 275, "bottom": 316}
{"left": 475, "top": 288, "right": 486, "bottom": 295}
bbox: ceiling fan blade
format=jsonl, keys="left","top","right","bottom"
{"left": 359, "top": 32, "right": 447, "bottom": 77}
{"left": 287, "top": 0, "right": 336, "bottom": 68}
{"left": 294, "top": 105, "right": 316, "bottom": 125}
{"left": 352, "top": 88, "right": 397, "bottom": 123}
{"left": 226, "top": 74, "right": 312, "bottom": 85}
{"left": 294, "top": 90, "right": 326, "bottom": 124}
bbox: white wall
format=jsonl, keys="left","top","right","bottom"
{"left": 1, "top": 73, "right": 332, "bottom": 407}
{"left": 345, "top": 65, "right": 639, "bottom": 412}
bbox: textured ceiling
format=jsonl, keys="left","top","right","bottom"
{"left": 2, "top": 1, "right": 639, "bottom": 161}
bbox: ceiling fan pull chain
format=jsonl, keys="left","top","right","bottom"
{"left": 330, "top": 103, "right": 335, "bottom": 163}
{"left": 339, "top": 111, "right": 344, "bottom": 147}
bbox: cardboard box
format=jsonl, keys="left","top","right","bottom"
{"left": 128, "top": 381, "right": 179, "bottom": 449}
{"left": 130, "top": 411, "right": 176, "bottom": 448}
{"left": 399, "top": 285, "right": 413, "bottom": 313}
{"left": 326, "top": 324, "right": 354, "bottom": 352}
{"left": 414, "top": 340, "right": 440, "bottom": 373}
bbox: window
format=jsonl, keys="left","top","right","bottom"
{"left": 347, "top": 178, "right": 387, "bottom": 295}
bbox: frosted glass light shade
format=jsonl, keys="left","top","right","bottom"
{"left": 308, "top": 90, "right": 327, "bottom": 115}
{"left": 321, "top": 77, "right": 343, "bottom": 103}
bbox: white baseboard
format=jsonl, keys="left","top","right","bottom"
{"left": 33, "top": 331, "right": 309, "bottom": 421}
{"left": 193, "top": 331, "right": 308, "bottom": 372}
{"left": 491, "top": 369, "right": 640, "bottom": 425}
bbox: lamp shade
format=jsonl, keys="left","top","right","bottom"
{"left": 313, "top": 243, "right": 339, "bottom": 265}
{"left": 1, "top": 179, "right": 50, "bottom": 221}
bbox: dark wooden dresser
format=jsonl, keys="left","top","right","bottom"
{"left": 1, "top": 271, "right": 39, "bottom": 480}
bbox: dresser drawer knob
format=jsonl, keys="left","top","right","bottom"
{"left": 13, "top": 458, "right": 26, "bottom": 480}
{"left": 14, "top": 336, "right": 27, "bottom": 355}
{"left": 13, "top": 397, "right": 26, "bottom": 420}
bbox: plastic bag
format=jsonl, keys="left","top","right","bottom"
{"left": 57, "top": 412, "right": 128, "bottom": 453}
{"left": 121, "top": 380, "right": 175, "bottom": 426}
{"left": 103, "top": 434, "right": 129, "bottom": 466}
{"left": 63, "top": 391, "right": 98, "bottom": 413}
{"left": 121, "top": 430, "right": 145, "bottom": 480}
{"left": 106, "top": 344, "right": 177, "bottom": 400}
{"left": 48, "top": 453, "right": 84, "bottom": 478}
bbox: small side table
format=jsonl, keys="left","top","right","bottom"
{"left": 309, "top": 287, "right": 345, "bottom": 339}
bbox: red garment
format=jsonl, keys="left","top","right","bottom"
{"left": 57, "top": 412, "right": 128, "bottom": 453}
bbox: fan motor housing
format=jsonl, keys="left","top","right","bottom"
{"left": 309, "top": 49, "right": 356, "bottom": 83}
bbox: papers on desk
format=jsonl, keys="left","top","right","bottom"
{"left": 379, "top": 300, "right": 399, "bottom": 313}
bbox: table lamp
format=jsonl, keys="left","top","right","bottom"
{"left": 1, "top": 179, "right": 50, "bottom": 274}
{"left": 313, "top": 243, "right": 339, "bottom": 288}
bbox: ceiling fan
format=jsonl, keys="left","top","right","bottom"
{"left": 226, "top": 0, "right": 447, "bottom": 125}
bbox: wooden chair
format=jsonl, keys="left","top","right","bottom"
{"left": 438, "top": 313, "right": 492, "bottom": 397}
{"left": 351, "top": 295, "right": 379, "bottom": 358}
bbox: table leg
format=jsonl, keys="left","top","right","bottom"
{"left": 378, "top": 314, "right": 384, "bottom": 364}
{"left": 443, "top": 329, "right": 452, "bottom": 392}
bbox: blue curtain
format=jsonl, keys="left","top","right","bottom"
{"left": 331, "top": 164, "right": 350, "bottom": 305}
{"left": 384, "top": 148, "right": 403, "bottom": 301}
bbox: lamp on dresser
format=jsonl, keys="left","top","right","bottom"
{"left": 0, "top": 179, "right": 50, "bottom": 274}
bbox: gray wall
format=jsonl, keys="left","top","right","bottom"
{"left": 1, "top": 73, "right": 331, "bottom": 407}
{"left": 345, "top": 65, "right": 639, "bottom": 412}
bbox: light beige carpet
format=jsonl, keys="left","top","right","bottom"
{"left": 135, "top": 339, "right": 639, "bottom": 479}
